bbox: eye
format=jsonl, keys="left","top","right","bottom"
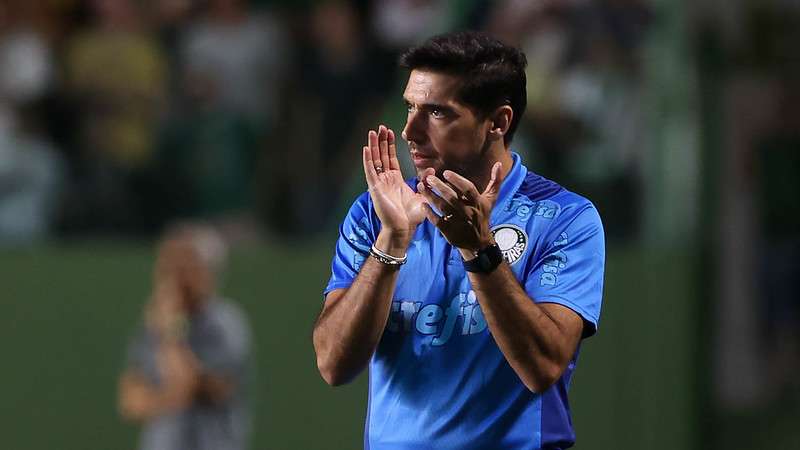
{"left": 430, "top": 108, "right": 445, "bottom": 119}
{"left": 405, "top": 102, "right": 416, "bottom": 113}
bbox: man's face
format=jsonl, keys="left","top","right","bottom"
{"left": 402, "top": 69, "right": 493, "bottom": 178}
{"left": 155, "top": 238, "right": 213, "bottom": 310}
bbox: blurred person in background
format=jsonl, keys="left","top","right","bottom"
{"left": 752, "top": 80, "right": 800, "bottom": 398}
{"left": 153, "top": 0, "right": 289, "bottom": 237}
{"left": 489, "top": 0, "right": 651, "bottom": 241}
{"left": 710, "top": 5, "right": 800, "bottom": 417}
{"left": 367, "top": 0, "right": 452, "bottom": 91}
{"left": 553, "top": 0, "right": 649, "bottom": 240}
{"left": 178, "top": 0, "right": 288, "bottom": 128}
{"left": 486, "top": 0, "right": 577, "bottom": 173}
{"left": 274, "top": 0, "right": 379, "bottom": 234}
{"left": 314, "top": 32, "right": 605, "bottom": 449}
{"left": 118, "top": 223, "right": 253, "bottom": 450}
{"left": 0, "top": 1, "right": 65, "bottom": 244}
{"left": 61, "top": 0, "right": 168, "bottom": 233}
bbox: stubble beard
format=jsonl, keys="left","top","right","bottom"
{"left": 439, "top": 137, "right": 494, "bottom": 190}
{"left": 411, "top": 135, "right": 494, "bottom": 189}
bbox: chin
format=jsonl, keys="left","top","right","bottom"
{"left": 414, "top": 167, "right": 441, "bottom": 182}
{"left": 413, "top": 165, "right": 428, "bottom": 176}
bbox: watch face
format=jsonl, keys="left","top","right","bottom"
{"left": 491, "top": 225, "right": 528, "bottom": 265}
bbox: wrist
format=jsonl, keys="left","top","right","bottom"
{"left": 376, "top": 229, "right": 412, "bottom": 257}
{"left": 462, "top": 241, "right": 504, "bottom": 274}
{"left": 458, "top": 236, "right": 496, "bottom": 261}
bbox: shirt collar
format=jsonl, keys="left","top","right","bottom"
{"left": 491, "top": 151, "right": 527, "bottom": 223}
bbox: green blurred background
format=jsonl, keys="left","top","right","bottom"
{"left": 5, "top": 240, "right": 800, "bottom": 449}
{"left": 4, "top": 241, "right": 702, "bottom": 450}
{"left": 5, "top": 236, "right": 800, "bottom": 449}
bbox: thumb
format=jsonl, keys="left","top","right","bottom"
{"left": 482, "top": 162, "right": 502, "bottom": 205}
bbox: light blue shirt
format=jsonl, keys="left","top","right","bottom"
{"left": 325, "top": 152, "right": 605, "bottom": 449}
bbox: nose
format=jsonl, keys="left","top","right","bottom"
{"left": 402, "top": 109, "right": 425, "bottom": 144}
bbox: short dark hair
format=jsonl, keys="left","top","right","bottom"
{"left": 399, "top": 31, "right": 528, "bottom": 145}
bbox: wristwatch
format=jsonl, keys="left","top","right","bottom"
{"left": 463, "top": 243, "right": 504, "bottom": 273}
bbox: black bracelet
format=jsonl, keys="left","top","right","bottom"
{"left": 463, "top": 243, "right": 503, "bottom": 273}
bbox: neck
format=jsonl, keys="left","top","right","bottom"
{"left": 465, "top": 144, "right": 514, "bottom": 193}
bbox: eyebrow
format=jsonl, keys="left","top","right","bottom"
{"left": 404, "top": 98, "right": 453, "bottom": 112}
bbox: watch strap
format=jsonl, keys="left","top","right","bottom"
{"left": 463, "top": 243, "right": 503, "bottom": 273}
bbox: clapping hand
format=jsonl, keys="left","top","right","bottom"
{"left": 417, "top": 163, "right": 502, "bottom": 254}
{"left": 146, "top": 276, "right": 187, "bottom": 341}
{"left": 362, "top": 125, "right": 428, "bottom": 238}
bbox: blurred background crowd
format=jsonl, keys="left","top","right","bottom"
{"left": 0, "top": 0, "right": 659, "bottom": 242}
{"left": 2, "top": 0, "right": 798, "bottom": 449}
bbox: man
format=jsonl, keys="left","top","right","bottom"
{"left": 118, "top": 224, "right": 252, "bottom": 450}
{"left": 313, "top": 31, "right": 605, "bottom": 449}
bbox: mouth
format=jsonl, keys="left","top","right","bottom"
{"left": 410, "top": 149, "right": 438, "bottom": 167}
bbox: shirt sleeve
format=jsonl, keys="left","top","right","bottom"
{"left": 124, "top": 326, "right": 149, "bottom": 370}
{"left": 122, "top": 325, "right": 162, "bottom": 383}
{"left": 525, "top": 203, "right": 605, "bottom": 337}
{"left": 324, "top": 192, "right": 378, "bottom": 296}
{"left": 202, "top": 302, "right": 252, "bottom": 382}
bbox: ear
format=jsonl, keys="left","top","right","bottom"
{"left": 486, "top": 105, "right": 513, "bottom": 143}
